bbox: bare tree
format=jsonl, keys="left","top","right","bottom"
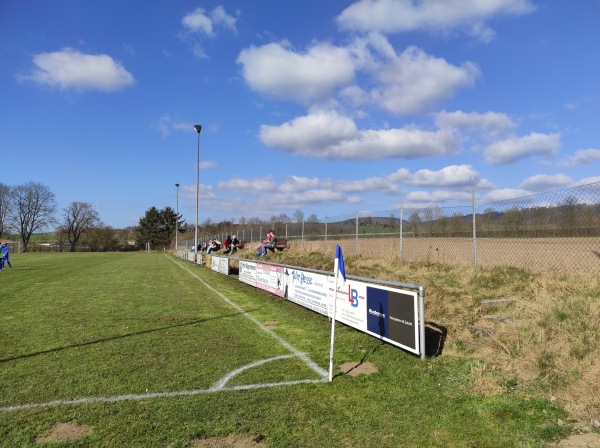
{"left": 0, "top": 182, "right": 11, "bottom": 238}
{"left": 294, "top": 209, "right": 304, "bottom": 223}
{"left": 60, "top": 201, "right": 102, "bottom": 252}
{"left": 9, "top": 182, "right": 57, "bottom": 251}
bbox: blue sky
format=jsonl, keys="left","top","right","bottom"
{"left": 1, "top": 0, "right": 599, "bottom": 229}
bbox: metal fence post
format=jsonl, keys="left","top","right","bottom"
{"left": 325, "top": 216, "right": 328, "bottom": 252}
{"left": 400, "top": 205, "right": 403, "bottom": 262}
{"left": 472, "top": 189, "right": 477, "bottom": 269}
{"left": 355, "top": 211, "right": 359, "bottom": 255}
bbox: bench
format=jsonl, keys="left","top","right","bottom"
{"left": 268, "top": 238, "right": 288, "bottom": 252}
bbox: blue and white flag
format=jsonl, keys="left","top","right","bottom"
{"left": 335, "top": 244, "right": 346, "bottom": 283}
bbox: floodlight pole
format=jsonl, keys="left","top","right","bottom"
{"left": 194, "top": 124, "right": 202, "bottom": 252}
{"left": 175, "top": 183, "right": 180, "bottom": 250}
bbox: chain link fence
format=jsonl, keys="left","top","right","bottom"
{"left": 191, "top": 181, "right": 600, "bottom": 275}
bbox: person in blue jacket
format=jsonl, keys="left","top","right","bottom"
{"left": 1, "top": 242, "right": 11, "bottom": 270}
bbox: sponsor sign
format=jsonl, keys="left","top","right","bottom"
{"left": 187, "top": 251, "right": 195, "bottom": 262}
{"left": 365, "top": 285, "right": 419, "bottom": 354}
{"left": 256, "top": 263, "right": 284, "bottom": 297}
{"left": 284, "top": 268, "right": 329, "bottom": 316}
{"left": 326, "top": 278, "right": 418, "bottom": 354}
{"left": 327, "top": 278, "right": 367, "bottom": 332}
{"left": 211, "top": 255, "right": 229, "bottom": 275}
{"left": 239, "top": 260, "right": 257, "bottom": 287}
{"left": 195, "top": 252, "right": 203, "bottom": 265}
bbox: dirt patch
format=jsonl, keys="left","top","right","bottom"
{"left": 557, "top": 432, "right": 600, "bottom": 448}
{"left": 189, "top": 434, "right": 267, "bottom": 447}
{"left": 263, "top": 320, "right": 278, "bottom": 330}
{"left": 339, "top": 361, "right": 378, "bottom": 377}
{"left": 36, "top": 422, "right": 90, "bottom": 443}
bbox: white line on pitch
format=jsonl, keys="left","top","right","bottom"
{"left": 170, "top": 257, "right": 328, "bottom": 379}
{"left": 0, "top": 257, "right": 328, "bottom": 413}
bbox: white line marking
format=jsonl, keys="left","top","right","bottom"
{"left": 0, "top": 378, "right": 328, "bottom": 412}
{"left": 170, "top": 257, "right": 328, "bottom": 379}
{"left": 0, "top": 256, "right": 328, "bottom": 413}
{"left": 210, "top": 354, "right": 296, "bottom": 390}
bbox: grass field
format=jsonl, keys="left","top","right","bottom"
{"left": 0, "top": 252, "right": 572, "bottom": 447}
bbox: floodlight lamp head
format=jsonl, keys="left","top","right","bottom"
{"left": 193, "top": 124, "right": 202, "bottom": 133}
{"left": 175, "top": 183, "right": 179, "bottom": 187}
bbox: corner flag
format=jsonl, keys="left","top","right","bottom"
{"left": 335, "top": 244, "right": 346, "bottom": 283}
{"left": 329, "top": 244, "right": 346, "bottom": 382}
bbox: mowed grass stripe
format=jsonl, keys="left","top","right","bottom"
{"left": 0, "top": 252, "right": 320, "bottom": 408}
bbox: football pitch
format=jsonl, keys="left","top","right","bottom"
{"left": 0, "top": 252, "right": 567, "bottom": 447}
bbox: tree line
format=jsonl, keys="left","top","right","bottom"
{"left": 0, "top": 182, "right": 182, "bottom": 252}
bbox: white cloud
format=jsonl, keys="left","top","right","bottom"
{"left": 484, "top": 132, "right": 560, "bottom": 165}
{"left": 156, "top": 115, "right": 201, "bottom": 137}
{"left": 520, "top": 174, "right": 572, "bottom": 192}
{"left": 369, "top": 46, "right": 480, "bottom": 114}
{"left": 182, "top": 8, "right": 214, "bottom": 35}
{"left": 19, "top": 48, "right": 135, "bottom": 91}
{"left": 278, "top": 176, "right": 325, "bottom": 193}
{"left": 180, "top": 6, "right": 237, "bottom": 58}
{"left": 435, "top": 110, "right": 515, "bottom": 140}
{"left": 337, "top": 0, "right": 535, "bottom": 42}
{"left": 238, "top": 34, "right": 478, "bottom": 115}
{"left": 337, "top": 176, "right": 400, "bottom": 194}
{"left": 390, "top": 164, "right": 482, "bottom": 188}
{"left": 182, "top": 6, "right": 237, "bottom": 35}
{"left": 259, "top": 110, "right": 459, "bottom": 159}
{"left": 237, "top": 42, "right": 355, "bottom": 104}
{"left": 210, "top": 6, "right": 237, "bottom": 32}
{"left": 404, "top": 189, "right": 474, "bottom": 204}
{"left": 199, "top": 161, "right": 217, "bottom": 169}
{"left": 218, "top": 177, "right": 277, "bottom": 192}
{"left": 576, "top": 176, "right": 600, "bottom": 186}
{"left": 482, "top": 188, "right": 531, "bottom": 202}
{"left": 559, "top": 148, "right": 600, "bottom": 166}
{"left": 213, "top": 164, "right": 490, "bottom": 215}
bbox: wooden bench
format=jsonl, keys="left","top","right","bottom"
{"left": 268, "top": 238, "right": 288, "bottom": 252}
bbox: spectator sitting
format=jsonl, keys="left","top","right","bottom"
{"left": 256, "top": 230, "right": 276, "bottom": 257}
{"left": 225, "top": 235, "right": 239, "bottom": 254}
{"left": 207, "top": 239, "right": 221, "bottom": 254}
{"left": 261, "top": 231, "right": 277, "bottom": 256}
{"left": 230, "top": 235, "right": 240, "bottom": 253}
{"left": 223, "top": 235, "right": 232, "bottom": 252}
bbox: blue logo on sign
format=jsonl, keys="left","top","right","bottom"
{"left": 349, "top": 288, "right": 359, "bottom": 307}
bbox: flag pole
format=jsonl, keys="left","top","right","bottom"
{"left": 328, "top": 255, "right": 339, "bottom": 382}
{"left": 329, "top": 245, "right": 345, "bottom": 382}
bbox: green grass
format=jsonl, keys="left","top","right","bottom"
{"left": 0, "top": 252, "right": 568, "bottom": 447}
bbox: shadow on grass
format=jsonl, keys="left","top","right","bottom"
{"left": 425, "top": 321, "right": 447, "bottom": 357}
{"left": 0, "top": 309, "right": 258, "bottom": 364}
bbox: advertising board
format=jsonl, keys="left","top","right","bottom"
{"left": 239, "top": 260, "right": 257, "bottom": 287}
{"left": 256, "top": 263, "right": 284, "bottom": 297}
{"left": 327, "top": 278, "right": 419, "bottom": 354}
{"left": 210, "top": 255, "right": 229, "bottom": 275}
{"left": 283, "top": 268, "right": 329, "bottom": 316}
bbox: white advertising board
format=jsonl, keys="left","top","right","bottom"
{"left": 195, "top": 253, "right": 203, "bottom": 265}
{"left": 328, "top": 278, "right": 419, "bottom": 354}
{"left": 256, "top": 263, "right": 284, "bottom": 297}
{"left": 284, "top": 267, "right": 329, "bottom": 316}
{"left": 210, "top": 255, "right": 229, "bottom": 274}
{"left": 239, "top": 260, "right": 257, "bottom": 287}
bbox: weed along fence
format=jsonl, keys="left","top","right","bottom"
{"left": 176, "top": 251, "right": 426, "bottom": 360}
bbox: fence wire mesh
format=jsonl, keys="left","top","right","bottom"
{"left": 194, "top": 181, "right": 600, "bottom": 275}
